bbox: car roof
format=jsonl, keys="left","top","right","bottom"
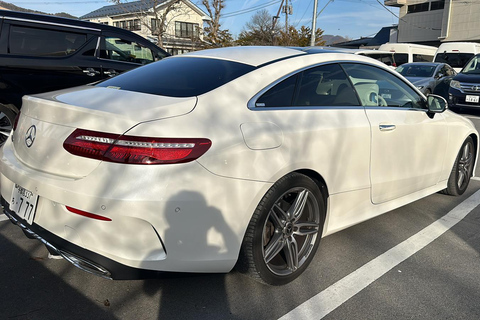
{"left": 181, "top": 46, "right": 307, "bottom": 67}
{"left": 0, "top": 10, "right": 143, "bottom": 36}
{"left": 180, "top": 46, "right": 389, "bottom": 68}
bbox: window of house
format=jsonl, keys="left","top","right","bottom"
{"left": 175, "top": 21, "right": 199, "bottom": 38}
{"left": 407, "top": 2, "right": 429, "bottom": 14}
{"left": 9, "top": 25, "right": 87, "bottom": 57}
{"left": 431, "top": 0, "right": 445, "bottom": 11}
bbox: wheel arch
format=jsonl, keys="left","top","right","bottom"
{"left": 294, "top": 169, "right": 329, "bottom": 209}
{"left": 469, "top": 133, "right": 479, "bottom": 177}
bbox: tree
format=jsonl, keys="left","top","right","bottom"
{"left": 236, "top": 9, "right": 282, "bottom": 46}
{"left": 109, "top": 0, "right": 189, "bottom": 49}
{"left": 277, "top": 25, "right": 326, "bottom": 47}
{"left": 202, "top": 0, "right": 232, "bottom": 47}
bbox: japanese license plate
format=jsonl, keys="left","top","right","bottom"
{"left": 466, "top": 95, "right": 479, "bottom": 103}
{"left": 9, "top": 184, "right": 38, "bottom": 225}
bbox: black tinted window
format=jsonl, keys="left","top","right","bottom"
{"left": 9, "top": 25, "right": 87, "bottom": 57}
{"left": 256, "top": 75, "right": 297, "bottom": 107}
{"left": 256, "top": 64, "right": 359, "bottom": 107}
{"left": 394, "top": 53, "right": 409, "bottom": 65}
{"left": 434, "top": 52, "right": 474, "bottom": 69}
{"left": 97, "top": 57, "right": 255, "bottom": 97}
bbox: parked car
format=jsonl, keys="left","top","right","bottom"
{"left": 378, "top": 43, "right": 437, "bottom": 66}
{"left": 396, "top": 62, "right": 456, "bottom": 98}
{"left": 0, "top": 10, "right": 169, "bottom": 145}
{"left": 434, "top": 42, "right": 480, "bottom": 73}
{"left": 2, "top": 47, "right": 477, "bottom": 285}
{"left": 449, "top": 53, "right": 480, "bottom": 110}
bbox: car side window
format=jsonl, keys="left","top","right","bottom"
{"left": 342, "top": 63, "right": 427, "bottom": 109}
{"left": 256, "top": 64, "right": 360, "bottom": 107}
{"left": 100, "top": 36, "right": 154, "bottom": 65}
{"left": 9, "top": 25, "right": 87, "bottom": 57}
{"left": 294, "top": 64, "right": 360, "bottom": 106}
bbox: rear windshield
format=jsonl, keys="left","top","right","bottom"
{"left": 434, "top": 52, "right": 474, "bottom": 68}
{"left": 96, "top": 57, "right": 256, "bottom": 97}
{"left": 396, "top": 64, "right": 436, "bottom": 77}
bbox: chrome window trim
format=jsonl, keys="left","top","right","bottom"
{"left": 5, "top": 17, "right": 102, "bottom": 32}
{"left": 248, "top": 60, "right": 426, "bottom": 111}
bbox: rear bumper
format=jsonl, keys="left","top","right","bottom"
{"left": 2, "top": 197, "right": 168, "bottom": 280}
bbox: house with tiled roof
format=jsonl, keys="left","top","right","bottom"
{"left": 81, "top": 0, "right": 210, "bottom": 55}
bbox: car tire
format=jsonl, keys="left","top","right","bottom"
{"left": 0, "top": 105, "right": 17, "bottom": 146}
{"left": 443, "top": 137, "right": 475, "bottom": 196}
{"left": 237, "top": 172, "right": 325, "bottom": 285}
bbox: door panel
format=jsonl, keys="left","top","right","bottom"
{"left": 366, "top": 109, "right": 447, "bottom": 203}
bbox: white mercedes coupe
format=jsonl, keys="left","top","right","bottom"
{"left": 1, "top": 46, "right": 478, "bottom": 285}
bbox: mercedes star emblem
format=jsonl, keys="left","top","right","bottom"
{"left": 25, "top": 125, "right": 36, "bottom": 148}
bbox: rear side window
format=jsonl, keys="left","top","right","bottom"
{"left": 97, "top": 57, "right": 255, "bottom": 97}
{"left": 9, "top": 25, "right": 87, "bottom": 57}
{"left": 393, "top": 53, "right": 408, "bottom": 65}
{"left": 413, "top": 54, "right": 433, "bottom": 62}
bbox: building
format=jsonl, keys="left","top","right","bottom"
{"left": 81, "top": 0, "right": 210, "bottom": 55}
{"left": 385, "top": 0, "right": 480, "bottom": 45}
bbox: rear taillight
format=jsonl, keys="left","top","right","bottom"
{"left": 13, "top": 111, "right": 21, "bottom": 131}
{"left": 63, "top": 129, "right": 212, "bottom": 165}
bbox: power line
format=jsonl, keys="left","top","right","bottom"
{"left": 222, "top": 0, "right": 282, "bottom": 18}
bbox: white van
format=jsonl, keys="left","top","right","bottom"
{"left": 315, "top": 47, "right": 396, "bottom": 68}
{"left": 354, "top": 49, "right": 396, "bottom": 68}
{"left": 434, "top": 42, "right": 480, "bottom": 72}
{"left": 378, "top": 43, "right": 437, "bottom": 66}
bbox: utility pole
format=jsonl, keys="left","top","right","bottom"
{"left": 310, "top": 0, "right": 318, "bottom": 46}
{"left": 282, "top": 0, "right": 292, "bottom": 34}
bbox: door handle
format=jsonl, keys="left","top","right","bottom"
{"left": 83, "top": 68, "right": 100, "bottom": 77}
{"left": 379, "top": 124, "right": 396, "bottom": 131}
{"left": 104, "top": 69, "right": 119, "bottom": 77}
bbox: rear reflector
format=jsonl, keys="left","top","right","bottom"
{"left": 63, "top": 129, "right": 212, "bottom": 165}
{"left": 66, "top": 206, "right": 112, "bottom": 221}
{"left": 13, "top": 111, "right": 21, "bottom": 131}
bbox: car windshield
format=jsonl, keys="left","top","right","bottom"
{"left": 96, "top": 57, "right": 256, "bottom": 97}
{"left": 434, "top": 52, "right": 474, "bottom": 68}
{"left": 460, "top": 55, "right": 480, "bottom": 74}
{"left": 396, "top": 65, "right": 436, "bottom": 77}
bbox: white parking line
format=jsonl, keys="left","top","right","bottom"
{"left": 279, "top": 190, "right": 480, "bottom": 320}
{"left": 0, "top": 214, "right": 8, "bottom": 222}
{"left": 472, "top": 177, "right": 480, "bottom": 181}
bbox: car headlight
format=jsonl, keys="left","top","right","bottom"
{"left": 450, "top": 80, "right": 461, "bottom": 89}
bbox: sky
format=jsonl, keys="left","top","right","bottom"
{"left": 8, "top": 0, "right": 400, "bottom": 39}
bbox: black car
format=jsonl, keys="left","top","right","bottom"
{"left": 448, "top": 53, "right": 480, "bottom": 110}
{"left": 0, "top": 10, "right": 168, "bottom": 144}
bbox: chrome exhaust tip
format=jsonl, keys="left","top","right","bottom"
{"left": 57, "top": 250, "right": 112, "bottom": 280}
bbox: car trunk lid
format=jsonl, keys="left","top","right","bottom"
{"left": 12, "top": 87, "right": 197, "bottom": 178}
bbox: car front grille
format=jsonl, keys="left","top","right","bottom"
{"left": 460, "top": 82, "right": 480, "bottom": 94}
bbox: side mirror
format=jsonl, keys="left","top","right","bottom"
{"left": 427, "top": 94, "right": 447, "bottom": 113}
